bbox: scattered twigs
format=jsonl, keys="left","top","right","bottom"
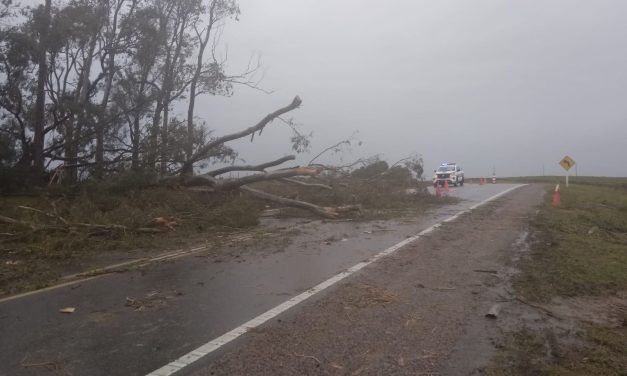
{"left": 17, "top": 205, "right": 56, "bottom": 219}
{"left": 21, "top": 361, "right": 63, "bottom": 375}
{"left": 21, "top": 361, "right": 59, "bottom": 369}
{"left": 505, "top": 289, "right": 563, "bottom": 320}
{"left": 0, "top": 213, "right": 162, "bottom": 236}
{"left": 293, "top": 352, "right": 321, "bottom": 364}
{"left": 17, "top": 205, "right": 69, "bottom": 225}
{"left": 0, "top": 214, "right": 35, "bottom": 229}
{"left": 512, "top": 295, "right": 562, "bottom": 320}
{"left": 473, "top": 269, "right": 499, "bottom": 274}
{"left": 308, "top": 140, "right": 351, "bottom": 165}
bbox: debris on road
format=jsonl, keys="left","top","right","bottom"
{"left": 434, "top": 286, "right": 456, "bottom": 291}
{"left": 59, "top": 307, "right": 76, "bottom": 314}
{"left": 21, "top": 361, "right": 63, "bottom": 373}
{"left": 125, "top": 290, "right": 177, "bottom": 311}
{"left": 345, "top": 284, "right": 399, "bottom": 308}
{"left": 473, "top": 269, "right": 498, "bottom": 274}
{"left": 485, "top": 304, "right": 501, "bottom": 318}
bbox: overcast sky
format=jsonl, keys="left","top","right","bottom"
{"left": 195, "top": 0, "right": 627, "bottom": 177}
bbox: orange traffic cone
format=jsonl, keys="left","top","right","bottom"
{"left": 444, "top": 180, "right": 450, "bottom": 194}
{"left": 435, "top": 183, "right": 441, "bottom": 198}
{"left": 552, "top": 184, "right": 561, "bottom": 207}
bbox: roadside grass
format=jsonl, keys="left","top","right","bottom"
{"left": 489, "top": 182, "right": 627, "bottom": 376}
{"left": 488, "top": 325, "right": 627, "bottom": 376}
{"left": 0, "top": 185, "right": 265, "bottom": 295}
{"left": 0, "top": 173, "right": 448, "bottom": 295}
{"left": 514, "top": 184, "right": 627, "bottom": 301}
{"left": 500, "top": 175, "right": 627, "bottom": 188}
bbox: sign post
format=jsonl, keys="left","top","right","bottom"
{"left": 559, "top": 156, "right": 576, "bottom": 187}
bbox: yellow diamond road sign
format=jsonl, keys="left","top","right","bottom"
{"left": 559, "top": 156, "right": 576, "bottom": 171}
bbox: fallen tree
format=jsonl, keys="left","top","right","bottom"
{"left": 181, "top": 96, "right": 303, "bottom": 173}
{"left": 241, "top": 186, "right": 360, "bottom": 219}
{"left": 1, "top": 97, "right": 417, "bottom": 237}
{"left": 165, "top": 96, "right": 361, "bottom": 219}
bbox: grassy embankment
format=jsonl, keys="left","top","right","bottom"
{"left": 489, "top": 177, "right": 627, "bottom": 375}
{"left": 0, "top": 172, "right": 449, "bottom": 296}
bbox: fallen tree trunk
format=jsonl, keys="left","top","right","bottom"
{"left": 164, "top": 166, "right": 322, "bottom": 191}
{"left": 206, "top": 155, "right": 296, "bottom": 177}
{"left": 241, "top": 185, "right": 361, "bottom": 219}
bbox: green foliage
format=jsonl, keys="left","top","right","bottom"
{"left": 0, "top": 186, "right": 264, "bottom": 294}
{"left": 384, "top": 166, "right": 414, "bottom": 186}
{"left": 350, "top": 156, "right": 423, "bottom": 185}
{"left": 351, "top": 160, "right": 389, "bottom": 178}
{"left": 0, "top": 0, "right": 254, "bottom": 184}
{"left": 0, "top": 133, "right": 16, "bottom": 167}
{"left": 402, "top": 154, "right": 424, "bottom": 180}
{"left": 83, "top": 170, "right": 159, "bottom": 194}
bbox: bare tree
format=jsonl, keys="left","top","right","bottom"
{"left": 182, "top": 0, "right": 239, "bottom": 174}
{"left": 32, "top": 0, "right": 52, "bottom": 179}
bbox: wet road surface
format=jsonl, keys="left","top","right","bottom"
{"left": 0, "top": 183, "right": 521, "bottom": 376}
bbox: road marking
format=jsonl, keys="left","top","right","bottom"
{"left": 147, "top": 184, "right": 527, "bottom": 376}
{"left": 0, "top": 245, "right": 211, "bottom": 304}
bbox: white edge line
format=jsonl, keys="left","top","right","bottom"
{"left": 0, "top": 245, "right": 211, "bottom": 304}
{"left": 146, "top": 184, "right": 527, "bottom": 376}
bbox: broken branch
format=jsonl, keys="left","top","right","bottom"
{"left": 241, "top": 185, "right": 360, "bottom": 219}
{"left": 182, "top": 96, "right": 302, "bottom": 172}
{"left": 206, "top": 155, "right": 296, "bottom": 177}
{"left": 241, "top": 185, "right": 339, "bottom": 218}
{"left": 166, "top": 166, "right": 322, "bottom": 191}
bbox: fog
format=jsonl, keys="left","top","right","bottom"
{"left": 189, "top": 0, "right": 627, "bottom": 177}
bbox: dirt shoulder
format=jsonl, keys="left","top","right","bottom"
{"left": 486, "top": 183, "right": 627, "bottom": 375}
{"left": 190, "top": 185, "right": 545, "bottom": 375}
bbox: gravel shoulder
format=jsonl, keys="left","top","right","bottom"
{"left": 189, "top": 184, "right": 545, "bottom": 375}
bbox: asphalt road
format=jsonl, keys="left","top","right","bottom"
{"left": 0, "top": 183, "right": 522, "bottom": 376}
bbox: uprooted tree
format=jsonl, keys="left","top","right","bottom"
{"left": 0, "top": 0, "right": 428, "bottom": 232}
{"left": 163, "top": 95, "right": 361, "bottom": 219}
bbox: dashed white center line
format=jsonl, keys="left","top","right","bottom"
{"left": 147, "top": 184, "right": 526, "bottom": 376}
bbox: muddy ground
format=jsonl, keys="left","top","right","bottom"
{"left": 188, "top": 184, "right": 546, "bottom": 375}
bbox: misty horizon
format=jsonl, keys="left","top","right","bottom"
{"left": 192, "top": 0, "right": 627, "bottom": 177}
